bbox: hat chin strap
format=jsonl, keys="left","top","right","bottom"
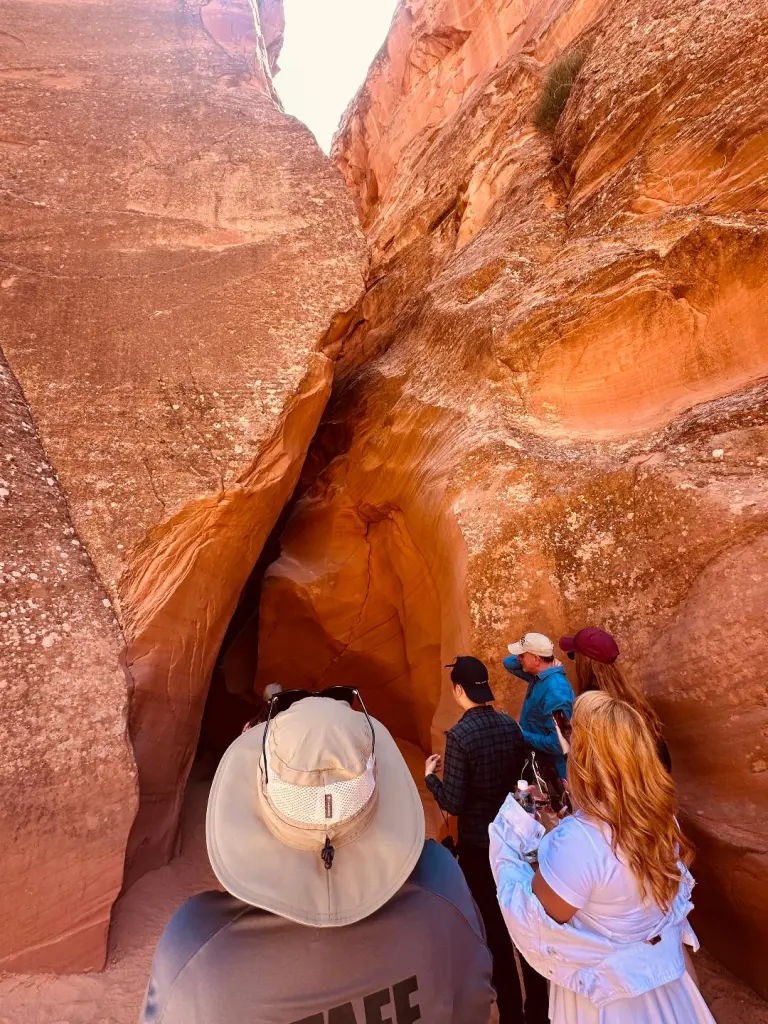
{"left": 257, "top": 765, "right": 380, "bottom": 856}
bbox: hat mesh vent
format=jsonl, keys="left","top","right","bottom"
{"left": 266, "top": 757, "right": 376, "bottom": 826}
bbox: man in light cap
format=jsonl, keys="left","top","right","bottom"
{"left": 140, "top": 688, "right": 494, "bottom": 1024}
{"left": 503, "top": 632, "right": 574, "bottom": 780}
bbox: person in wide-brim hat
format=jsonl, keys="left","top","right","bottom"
{"left": 140, "top": 692, "right": 494, "bottom": 1024}
{"left": 208, "top": 696, "right": 425, "bottom": 926}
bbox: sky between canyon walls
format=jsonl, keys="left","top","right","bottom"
{"left": 276, "top": 0, "right": 400, "bottom": 152}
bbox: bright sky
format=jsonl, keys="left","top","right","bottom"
{"left": 276, "top": 0, "right": 400, "bottom": 153}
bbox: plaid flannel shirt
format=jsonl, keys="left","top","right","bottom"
{"left": 426, "top": 706, "right": 525, "bottom": 849}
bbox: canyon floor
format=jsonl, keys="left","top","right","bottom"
{"left": 0, "top": 763, "right": 765, "bottom": 1024}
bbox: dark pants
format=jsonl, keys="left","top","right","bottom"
{"left": 459, "top": 843, "right": 549, "bottom": 1024}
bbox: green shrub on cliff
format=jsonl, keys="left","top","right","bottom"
{"left": 534, "top": 51, "right": 587, "bottom": 134}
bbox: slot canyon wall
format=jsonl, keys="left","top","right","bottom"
{"left": 0, "top": 355, "right": 137, "bottom": 973}
{"left": 0, "top": 0, "right": 366, "bottom": 969}
{"left": 255, "top": 0, "right": 768, "bottom": 998}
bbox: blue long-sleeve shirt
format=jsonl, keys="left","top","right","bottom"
{"left": 502, "top": 655, "right": 574, "bottom": 777}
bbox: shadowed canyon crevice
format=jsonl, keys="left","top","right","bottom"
{"left": 1, "top": 0, "right": 767, "bottom": 1013}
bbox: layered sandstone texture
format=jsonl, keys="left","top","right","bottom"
{"left": 0, "top": 357, "right": 137, "bottom": 972}
{"left": 0, "top": 0, "right": 367, "bottom": 897}
{"left": 258, "top": 0, "right": 768, "bottom": 997}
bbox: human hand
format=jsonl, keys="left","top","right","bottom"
{"left": 425, "top": 754, "right": 442, "bottom": 777}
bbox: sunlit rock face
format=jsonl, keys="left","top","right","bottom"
{"left": 257, "top": 0, "right": 286, "bottom": 74}
{"left": 257, "top": 0, "right": 768, "bottom": 996}
{"left": 0, "top": 358, "right": 137, "bottom": 973}
{"left": 0, "top": 0, "right": 366, "bottom": 901}
{"left": 201, "top": 0, "right": 285, "bottom": 91}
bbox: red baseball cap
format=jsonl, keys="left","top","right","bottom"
{"left": 559, "top": 627, "right": 619, "bottom": 664}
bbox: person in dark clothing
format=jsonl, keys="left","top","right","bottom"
{"left": 425, "top": 656, "right": 549, "bottom": 1024}
{"left": 560, "top": 627, "right": 672, "bottom": 772}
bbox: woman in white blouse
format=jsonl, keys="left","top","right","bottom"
{"left": 490, "top": 691, "right": 716, "bottom": 1023}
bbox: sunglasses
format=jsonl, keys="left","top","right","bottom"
{"left": 261, "top": 685, "right": 375, "bottom": 785}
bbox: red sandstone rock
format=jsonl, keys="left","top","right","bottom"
{"left": 258, "top": 0, "right": 286, "bottom": 74}
{"left": 0, "top": 0, "right": 366, "bottom": 903}
{"left": 333, "top": 0, "right": 615, "bottom": 231}
{"left": 260, "top": 0, "right": 768, "bottom": 997}
{"left": 201, "top": 0, "right": 284, "bottom": 96}
{"left": 0, "top": 357, "right": 137, "bottom": 972}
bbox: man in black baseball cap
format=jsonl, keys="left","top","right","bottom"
{"left": 425, "top": 657, "right": 549, "bottom": 1024}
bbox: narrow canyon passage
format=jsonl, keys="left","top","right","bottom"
{"left": 119, "top": 0, "right": 768, "bottom": 1005}
{"left": 194, "top": 525, "right": 449, "bottom": 824}
{"left": 2, "top": 0, "right": 768, "bottom": 1014}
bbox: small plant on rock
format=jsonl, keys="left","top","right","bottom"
{"left": 534, "top": 50, "right": 587, "bottom": 134}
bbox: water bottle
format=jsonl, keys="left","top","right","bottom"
{"left": 515, "top": 780, "right": 534, "bottom": 814}
{"left": 514, "top": 781, "right": 540, "bottom": 866}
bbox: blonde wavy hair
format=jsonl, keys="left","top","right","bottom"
{"left": 573, "top": 652, "right": 662, "bottom": 741}
{"left": 568, "top": 691, "right": 693, "bottom": 911}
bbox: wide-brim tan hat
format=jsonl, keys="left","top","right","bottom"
{"left": 206, "top": 699, "right": 425, "bottom": 928}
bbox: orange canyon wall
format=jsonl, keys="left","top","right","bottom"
{"left": 0, "top": 0, "right": 366, "bottom": 967}
{"left": 256, "top": 0, "right": 768, "bottom": 996}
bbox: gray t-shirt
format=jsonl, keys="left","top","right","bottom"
{"left": 140, "top": 840, "right": 493, "bottom": 1024}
